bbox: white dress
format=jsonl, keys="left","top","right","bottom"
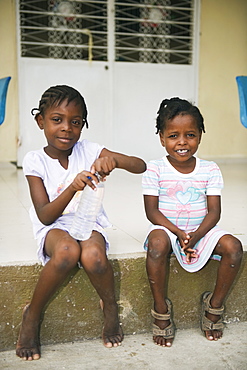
{"left": 23, "top": 139, "right": 111, "bottom": 265}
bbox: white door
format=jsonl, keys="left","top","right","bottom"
{"left": 17, "top": 0, "right": 199, "bottom": 166}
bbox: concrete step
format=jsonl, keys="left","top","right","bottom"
{"left": 0, "top": 253, "right": 246, "bottom": 351}
{"left": 1, "top": 323, "right": 247, "bottom": 369}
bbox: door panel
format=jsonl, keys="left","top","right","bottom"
{"left": 17, "top": 58, "right": 111, "bottom": 165}
{"left": 17, "top": 0, "right": 199, "bottom": 165}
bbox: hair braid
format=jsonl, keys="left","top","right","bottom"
{"left": 31, "top": 85, "right": 89, "bottom": 128}
{"left": 155, "top": 97, "right": 205, "bottom": 134}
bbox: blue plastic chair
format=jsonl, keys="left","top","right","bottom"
{"left": 0, "top": 76, "right": 11, "bottom": 125}
{"left": 236, "top": 76, "right": 247, "bottom": 128}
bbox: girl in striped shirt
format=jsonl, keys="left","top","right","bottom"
{"left": 142, "top": 97, "right": 243, "bottom": 347}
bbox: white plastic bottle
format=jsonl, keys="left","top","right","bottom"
{"left": 69, "top": 180, "right": 105, "bottom": 241}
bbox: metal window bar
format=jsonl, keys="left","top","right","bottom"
{"left": 115, "top": 0, "right": 194, "bottom": 64}
{"left": 19, "top": 0, "right": 194, "bottom": 64}
{"left": 19, "top": 0, "right": 108, "bottom": 60}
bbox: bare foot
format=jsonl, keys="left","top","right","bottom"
{"left": 16, "top": 304, "right": 41, "bottom": 361}
{"left": 100, "top": 301, "right": 123, "bottom": 348}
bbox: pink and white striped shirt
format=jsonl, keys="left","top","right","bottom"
{"left": 142, "top": 156, "right": 228, "bottom": 272}
{"left": 142, "top": 156, "right": 223, "bottom": 232}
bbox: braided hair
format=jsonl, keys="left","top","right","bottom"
{"left": 31, "top": 85, "right": 89, "bottom": 128}
{"left": 155, "top": 97, "right": 205, "bottom": 134}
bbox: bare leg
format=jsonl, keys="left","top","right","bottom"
{"left": 204, "top": 235, "right": 243, "bottom": 341}
{"left": 146, "top": 229, "right": 173, "bottom": 347}
{"left": 16, "top": 230, "right": 81, "bottom": 360}
{"left": 80, "top": 232, "right": 123, "bottom": 348}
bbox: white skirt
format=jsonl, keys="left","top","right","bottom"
{"left": 35, "top": 213, "right": 110, "bottom": 266}
{"left": 144, "top": 224, "right": 230, "bottom": 272}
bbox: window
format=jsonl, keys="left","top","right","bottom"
{"left": 19, "top": 0, "right": 194, "bottom": 64}
{"left": 19, "top": 0, "right": 108, "bottom": 60}
{"left": 115, "top": 0, "right": 194, "bottom": 64}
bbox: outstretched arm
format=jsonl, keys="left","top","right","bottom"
{"left": 27, "top": 149, "right": 145, "bottom": 225}
{"left": 91, "top": 148, "right": 146, "bottom": 177}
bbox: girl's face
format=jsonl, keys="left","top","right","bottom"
{"left": 159, "top": 113, "right": 201, "bottom": 167}
{"left": 36, "top": 99, "right": 85, "bottom": 157}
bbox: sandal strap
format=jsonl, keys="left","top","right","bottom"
{"left": 201, "top": 315, "right": 224, "bottom": 331}
{"left": 201, "top": 291, "right": 225, "bottom": 333}
{"left": 151, "top": 309, "right": 170, "bottom": 321}
{"left": 151, "top": 298, "right": 172, "bottom": 321}
{"left": 202, "top": 292, "right": 225, "bottom": 315}
{"left": 151, "top": 298, "right": 175, "bottom": 340}
{"left": 153, "top": 323, "right": 175, "bottom": 339}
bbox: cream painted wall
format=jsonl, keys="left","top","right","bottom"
{"left": 0, "top": 0, "right": 18, "bottom": 162}
{"left": 198, "top": 0, "right": 247, "bottom": 159}
{"left": 0, "top": 0, "right": 247, "bottom": 162}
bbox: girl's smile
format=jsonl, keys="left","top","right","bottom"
{"left": 57, "top": 137, "right": 73, "bottom": 144}
{"left": 176, "top": 149, "right": 189, "bottom": 155}
{"left": 37, "top": 99, "right": 84, "bottom": 159}
{"left": 159, "top": 114, "right": 201, "bottom": 172}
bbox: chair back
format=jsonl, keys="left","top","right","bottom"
{"left": 0, "top": 76, "right": 11, "bottom": 125}
{"left": 236, "top": 76, "right": 247, "bottom": 128}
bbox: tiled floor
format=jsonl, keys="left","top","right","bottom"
{"left": 0, "top": 160, "right": 246, "bottom": 266}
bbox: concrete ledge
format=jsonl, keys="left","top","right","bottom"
{"left": 0, "top": 253, "right": 246, "bottom": 351}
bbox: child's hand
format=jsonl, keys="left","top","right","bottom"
{"left": 185, "top": 231, "right": 200, "bottom": 246}
{"left": 183, "top": 232, "right": 199, "bottom": 262}
{"left": 177, "top": 230, "right": 190, "bottom": 249}
{"left": 177, "top": 231, "right": 198, "bottom": 263}
{"left": 91, "top": 156, "right": 117, "bottom": 179}
{"left": 70, "top": 171, "right": 99, "bottom": 192}
{"left": 183, "top": 248, "right": 198, "bottom": 263}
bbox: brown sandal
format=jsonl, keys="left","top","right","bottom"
{"left": 151, "top": 298, "right": 175, "bottom": 341}
{"left": 201, "top": 291, "right": 225, "bottom": 333}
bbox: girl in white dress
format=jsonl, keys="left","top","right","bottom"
{"left": 16, "top": 85, "right": 146, "bottom": 360}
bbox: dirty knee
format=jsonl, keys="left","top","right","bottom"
{"left": 227, "top": 239, "right": 243, "bottom": 263}
{"left": 82, "top": 247, "right": 108, "bottom": 274}
{"left": 148, "top": 238, "right": 170, "bottom": 260}
{"left": 52, "top": 244, "right": 80, "bottom": 271}
{"left": 220, "top": 237, "right": 243, "bottom": 265}
{"left": 86, "top": 258, "right": 108, "bottom": 275}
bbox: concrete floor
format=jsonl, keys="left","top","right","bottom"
{"left": 1, "top": 322, "right": 247, "bottom": 369}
